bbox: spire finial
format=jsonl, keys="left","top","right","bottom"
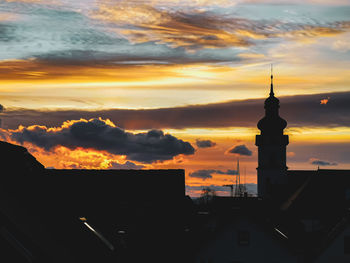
{"left": 270, "top": 63, "right": 274, "bottom": 96}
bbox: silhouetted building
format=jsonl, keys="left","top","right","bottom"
{"left": 192, "top": 198, "right": 303, "bottom": 263}
{"left": 256, "top": 72, "right": 289, "bottom": 198}
{"left": 190, "top": 71, "right": 350, "bottom": 263}
{"left": 0, "top": 141, "right": 187, "bottom": 262}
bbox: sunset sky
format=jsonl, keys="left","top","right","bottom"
{"left": 0, "top": 0, "right": 350, "bottom": 196}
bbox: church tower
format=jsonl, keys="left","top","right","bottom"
{"left": 255, "top": 67, "right": 289, "bottom": 198}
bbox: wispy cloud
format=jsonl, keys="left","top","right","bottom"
{"left": 310, "top": 158, "right": 337, "bottom": 166}
{"left": 0, "top": 0, "right": 349, "bottom": 78}
{"left": 189, "top": 169, "right": 238, "bottom": 180}
{"left": 92, "top": 2, "right": 350, "bottom": 50}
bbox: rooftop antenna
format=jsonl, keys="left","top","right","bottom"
{"left": 239, "top": 166, "right": 247, "bottom": 196}
{"left": 244, "top": 166, "right": 247, "bottom": 191}
{"left": 234, "top": 158, "right": 245, "bottom": 197}
{"left": 238, "top": 158, "right": 240, "bottom": 188}
{"left": 223, "top": 160, "right": 237, "bottom": 197}
{"left": 223, "top": 158, "right": 242, "bottom": 197}
{"left": 234, "top": 159, "right": 239, "bottom": 196}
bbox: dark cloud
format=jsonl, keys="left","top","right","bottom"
{"left": 109, "top": 161, "right": 145, "bottom": 169}
{"left": 195, "top": 139, "right": 216, "bottom": 148}
{"left": 228, "top": 145, "right": 252, "bottom": 156}
{"left": 310, "top": 159, "right": 338, "bottom": 166}
{"left": 6, "top": 118, "right": 195, "bottom": 163}
{"left": 189, "top": 169, "right": 238, "bottom": 180}
{"left": 1, "top": 91, "right": 350, "bottom": 130}
{"left": 189, "top": 170, "right": 216, "bottom": 179}
{"left": 0, "top": 24, "right": 17, "bottom": 43}
{"left": 31, "top": 49, "right": 233, "bottom": 68}
{"left": 226, "top": 169, "right": 239, "bottom": 175}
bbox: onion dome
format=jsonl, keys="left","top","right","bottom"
{"left": 257, "top": 71, "right": 287, "bottom": 134}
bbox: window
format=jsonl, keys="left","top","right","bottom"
{"left": 237, "top": 230, "right": 250, "bottom": 246}
{"left": 344, "top": 236, "right": 350, "bottom": 254}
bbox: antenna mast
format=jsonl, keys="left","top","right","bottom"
{"left": 234, "top": 158, "right": 245, "bottom": 197}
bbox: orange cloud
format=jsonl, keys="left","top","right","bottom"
{"left": 0, "top": 131, "right": 149, "bottom": 169}
{"left": 320, "top": 97, "right": 330, "bottom": 104}
{"left": 32, "top": 145, "right": 150, "bottom": 169}
{"left": 287, "top": 151, "right": 296, "bottom": 157}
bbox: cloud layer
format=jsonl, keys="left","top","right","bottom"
{"left": 189, "top": 169, "right": 238, "bottom": 179}
{"left": 310, "top": 158, "right": 337, "bottom": 166}
{"left": 1, "top": 91, "right": 350, "bottom": 130}
{"left": 4, "top": 118, "right": 195, "bottom": 163}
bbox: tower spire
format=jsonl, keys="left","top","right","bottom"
{"left": 270, "top": 64, "right": 274, "bottom": 96}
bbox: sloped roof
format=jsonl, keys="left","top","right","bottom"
{"left": 0, "top": 140, "right": 44, "bottom": 172}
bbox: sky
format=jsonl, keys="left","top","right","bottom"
{"left": 0, "top": 0, "right": 350, "bottom": 196}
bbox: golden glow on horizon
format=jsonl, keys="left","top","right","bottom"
{"left": 287, "top": 127, "right": 350, "bottom": 143}
{"left": 0, "top": 59, "right": 349, "bottom": 109}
